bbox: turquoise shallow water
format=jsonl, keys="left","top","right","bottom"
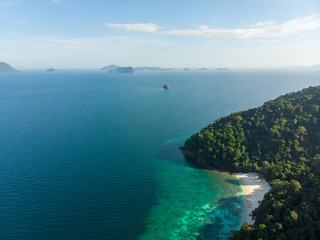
{"left": 0, "top": 69, "right": 319, "bottom": 239}
{"left": 139, "top": 137, "right": 243, "bottom": 240}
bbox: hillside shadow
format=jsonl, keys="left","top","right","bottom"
{"left": 157, "top": 141, "right": 192, "bottom": 167}
{"left": 157, "top": 139, "right": 226, "bottom": 171}
{"left": 224, "top": 179, "right": 241, "bottom": 186}
{"left": 226, "top": 173, "right": 271, "bottom": 224}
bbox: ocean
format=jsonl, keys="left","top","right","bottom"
{"left": 0, "top": 69, "right": 319, "bottom": 240}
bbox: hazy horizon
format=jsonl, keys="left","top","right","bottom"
{"left": 7, "top": 64, "right": 320, "bottom": 71}
{"left": 1, "top": 0, "right": 320, "bottom": 69}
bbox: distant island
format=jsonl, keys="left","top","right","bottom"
{"left": 183, "top": 86, "right": 320, "bottom": 239}
{"left": 135, "top": 67, "right": 165, "bottom": 72}
{"left": 197, "top": 68, "right": 207, "bottom": 71}
{"left": 100, "top": 65, "right": 120, "bottom": 71}
{"left": 0, "top": 62, "right": 19, "bottom": 73}
{"left": 216, "top": 68, "right": 228, "bottom": 71}
{"left": 184, "top": 68, "right": 190, "bottom": 71}
{"left": 279, "top": 64, "right": 320, "bottom": 70}
{"left": 101, "top": 65, "right": 175, "bottom": 72}
{"left": 46, "top": 68, "right": 56, "bottom": 72}
{"left": 108, "top": 67, "right": 136, "bottom": 74}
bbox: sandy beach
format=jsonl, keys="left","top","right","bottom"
{"left": 233, "top": 172, "right": 271, "bottom": 225}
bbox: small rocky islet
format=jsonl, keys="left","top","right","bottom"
{"left": 46, "top": 68, "right": 56, "bottom": 72}
{"left": 163, "top": 83, "right": 170, "bottom": 89}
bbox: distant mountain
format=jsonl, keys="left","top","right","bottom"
{"left": 197, "top": 68, "right": 207, "bottom": 71}
{"left": 108, "top": 67, "right": 136, "bottom": 74}
{"left": 100, "top": 65, "right": 120, "bottom": 71}
{"left": 216, "top": 68, "right": 228, "bottom": 71}
{"left": 101, "top": 65, "right": 176, "bottom": 72}
{"left": 310, "top": 64, "right": 320, "bottom": 69}
{"left": 46, "top": 68, "right": 56, "bottom": 72}
{"left": 279, "top": 64, "right": 320, "bottom": 70}
{"left": 0, "top": 62, "right": 19, "bottom": 73}
{"left": 135, "top": 67, "right": 166, "bottom": 72}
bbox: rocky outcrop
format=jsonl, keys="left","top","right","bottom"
{"left": 163, "top": 83, "right": 170, "bottom": 89}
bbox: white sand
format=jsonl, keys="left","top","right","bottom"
{"left": 233, "top": 172, "right": 271, "bottom": 225}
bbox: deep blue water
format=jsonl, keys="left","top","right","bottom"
{"left": 0, "top": 69, "right": 319, "bottom": 240}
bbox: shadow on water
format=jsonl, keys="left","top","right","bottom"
{"left": 157, "top": 141, "right": 190, "bottom": 167}
{"left": 157, "top": 139, "right": 232, "bottom": 174}
{"left": 157, "top": 140, "right": 223, "bottom": 171}
{"left": 196, "top": 196, "right": 243, "bottom": 240}
{"left": 225, "top": 178, "right": 263, "bottom": 186}
{"left": 156, "top": 139, "right": 245, "bottom": 240}
{"left": 224, "top": 179, "right": 242, "bottom": 186}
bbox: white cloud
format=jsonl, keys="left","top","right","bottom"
{"left": 163, "top": 14, "right": 320, "bottom": 38}
{"left": 31, "top": 36, "right": 128, "bottom": 50}
{"left": 250, "top": 21, "right": 275, "bottom": 27}
{"left": 249, "top": 39, "right": 279, "bottom": 43}
{"left": 105, "top": 23, "right": 160, "bottom": 32}
{"left": 1, "top": 32, "right": 319, "bottom": 68}
{"left": 104, "top": 14, "right": 320, "bottom": 39}
{"left": 0, "top": 35, "right": 176, "bottom": 68}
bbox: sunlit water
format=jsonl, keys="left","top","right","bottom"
{"left": 0, "top": 69, "right": 319, "bottom": 240}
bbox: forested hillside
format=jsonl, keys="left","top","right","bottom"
{"left": 184, "top": 86, "right": 320, "bottom": 239}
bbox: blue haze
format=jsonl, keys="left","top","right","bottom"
{"left": 0, "top": 70, "right": 319, "bottom": 239}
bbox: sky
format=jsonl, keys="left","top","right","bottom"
{"left": 1, "top": 0, "right": 320, "bottom": 69}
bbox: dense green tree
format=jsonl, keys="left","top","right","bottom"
{"left": 183, "top": 86, "right": 320, "bottom": 239}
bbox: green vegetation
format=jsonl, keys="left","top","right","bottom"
{"left": 184, "top": 86, "right": 320, "bottom": 239}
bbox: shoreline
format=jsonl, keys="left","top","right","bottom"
{"left": 233, "top": 172, "right": 271, "bottom": 225}
{"left": 180, "top": 147, "right": 272, "bottom": 225}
